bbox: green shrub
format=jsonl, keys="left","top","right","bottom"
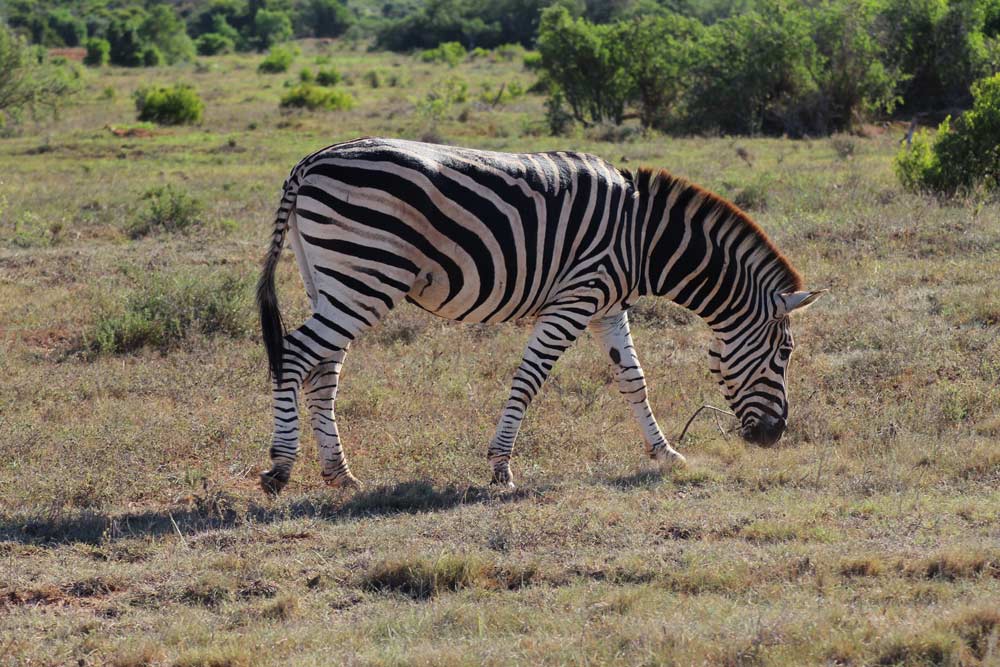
{"left": 299, "top": 0, "right": 354, "bottom": 38}
{"left": 83, "top": 38, "right": 110, "bottom": 67}
{"left": 420, "top": 41, "right": 467, "bottom": 66}
{"left": 195, "top": 33, "right": 234, "bottom": 56}
{"left": 363, "top": 69, "right": 383, "bottom": 88}
{"left": 258, "top": 45, "right": 295, "bottom": 73}
{"left": 315, "top": 67, "right": 341, "bottom": 86}
{"left": 279, "top": 85, "right": 355, "bottom": 111}
{"left": 254, "top": 9, "right": 293, "bottom": 49}
{"left": 141, "top": 45, "right": 164, "bottom": 67}
{"left": 299, "top": 67, "right": 315, "bottom": 83}
{"left": 895, "top": 73, "right": 1000, "bottom": 195}
{"left": 90, "top": 271, "right": 253, "bottom": 354}
{"left": 127, "top": 185, "right": 203, "bottom": 238}
{"left": 522, "top": 51, "right": 542, "bottom": 71}
{"left": 134, "top": 84, "right": 204, "bottom": 125}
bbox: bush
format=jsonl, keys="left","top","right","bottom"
{"left": 127, "top": 184, "right": 203, "bottom": 237}
{"left": 299, "top": 67, "right": 315, "bottom": 83}
{"left": 195, "top": 32, "right": 235, "bottom": 56}
{"left": 420, "top": 41, "right": 467, "bottom": 66}
{"left": 254, "top": 9, "right": 293, "bottom": 49}
{"left": 106, "top": 18, "right": 145, "bottom": 67}
{"left": 90, "top": 270, "right": 253, "bottom": 354}
{"left": 139, "top": 4, "right": 195, "bottom": 64}
{"left": 537, "top": 6, "right": 632, "bottom": 126}
{"left": 141, "top": 45, "right": 164, "bottom": 67}
{"left": 0, "top": 25, "right": 82, "bottom": 126}
{"left": 895, "top": 73, "right": 1000, "bottom": 195}
{"left": 315, "top": 67, "right": 341, "bottom": 86}
{"left": 279, "top": 85, "right": 355, "bottom": 111}
{"left": 298, "top": 0, "right": 353, "bottom": 38}
{"left": 258, "top": 45, "right": 295, "bottom": 73}
{"left": 83, "top": 37, "right": 110, "bottom": 67}
{"left": 134, "top": 84, "right": 204, "bottom": 125}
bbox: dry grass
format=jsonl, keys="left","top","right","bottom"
{"left": 0, "top": 40, "right": 998, "bottom": 666}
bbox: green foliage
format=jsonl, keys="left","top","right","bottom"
{"left": 83, "top": 38, "right": 110, "bottom": 67}
{"left": 127, "top": 184, "right": 204, "bottom": 237}
{"left": 257, "top": 45, "right": 295, "bottom": 73}
{"left": 45, "top": 8, "right": 87, "bottom": 47}
{"left": 106, "top": 17, "right": 146, "bottom": 67}
{"left": 90, "top": 270, "right": 252, "bottom": 354}
{"left": 279, "top": 85, "right": 355, "bottom": 110}
{"left": 195, "top": 32, "right": 235, "bottom": 56}
{"left": 254, "top": 9, "right": 293, "bottom": 49}
{"left": 315, "top": 67, "right": 342, "bottom": 86}
{"left": 420, "top": 41, "right": 467, "bottom": 66}
{"left": 141, "top": 45, "right": 165, "bottom": 67}
{"left": 134, "top": 84, "right": 205, "bottom": 126}
{"left": 895, "top": 73, "right": 1000, "bottom": 195}
{"left": 684, "top": 1, "right": 821, "bottom": 135}
{"left": 0, "top": 24, "right": 82, "bottom": 126}
{"left": 536, "top": 6, "right": 632, "bottom": 125}
{"left": 298, "top": 0, "right": 354, "bottom": 38}
{"left": 299, "top": 67, "right": 316, "bottom": 83}
{"left": 140, "top": 4, "right": 196, "bottom": 64}
{"left": 624, "top": 14, "right": 701, "bottom": 130}
{"left": 416, "top": 76, "right": 469, "bottom": 122}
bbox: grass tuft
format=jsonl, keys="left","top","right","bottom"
{"left": 839, "top": 556, "right": 884, "bottom": 577}
{"left": 363, "top": 553, "right": 535, "bottom": 599}
{"left": 903, "top": 550, "right": 998, "bottom": 581}
{"left": 127, "top": 185, "right": 203, "bottom": 238}
{"left": 89, "top": 270, "right": 252, "bottom": 354}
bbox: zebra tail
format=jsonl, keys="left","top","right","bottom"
{"left": 257, "top": 179, "right": 296, "bottom": 385}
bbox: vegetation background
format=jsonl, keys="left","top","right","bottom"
{"left": 0, "top": 0, "right": 998, "bottom": 665}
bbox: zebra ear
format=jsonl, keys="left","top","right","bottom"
{"left": 778, "top": 289, "right": 827, "bottom": 316}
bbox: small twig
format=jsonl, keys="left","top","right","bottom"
{"left": 677, "top": 404, "right": 737, "bottom": 444}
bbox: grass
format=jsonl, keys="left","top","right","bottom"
{"left": 0, "top": 38, "right": 999, "bottom": 666}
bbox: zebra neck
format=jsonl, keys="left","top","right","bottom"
{"left": 635, "top": 180, "right": 801, "bottom": 333}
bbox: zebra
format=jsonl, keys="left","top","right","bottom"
{"left": 256, "top": 137, "right": 823, "bottom": 494}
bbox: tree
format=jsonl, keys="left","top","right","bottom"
{"left": 684, "top": 0, "right": 822, "bottom": 135}
{"left": 139, "top": 5, "right": 195, "bottom": 64}
{"left": 624, "top": 13, "right": 701, "bottom": 130}
{"left": 0, "top": 23, "right": 81, "bottom": 126}
{"left": 106, "top": 15, "right": 146, "bottom": 67}
{"left": 536, "top": 6, "right": 632, "bottom": 125}
{"left": 299, "top": 0, "right": 354, "bottom": 38}
{"left": 254, "top": 9, "right": 293, "bottom": 49}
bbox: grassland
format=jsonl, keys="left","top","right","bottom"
{"left": 1, "top": 40, "right": 999, "bottom": 666}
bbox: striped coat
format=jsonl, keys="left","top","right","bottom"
{"left": 257, "top": 137, "right": 823, "bottom": 494}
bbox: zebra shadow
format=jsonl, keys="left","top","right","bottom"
{"left": 0, "top": 480, "right": 537, "bottom": 546}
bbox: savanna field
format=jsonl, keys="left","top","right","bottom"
{"left": 1, "top": 42, "right": 999, "bottom": 666}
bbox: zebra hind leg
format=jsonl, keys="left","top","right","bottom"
{"left": 261, "top": 314, "right": 352, "bottom": 495}
{"left": 488, "top": 311, "right": 589, "bottom": 489}
{"left": 304, "top": 351, "right": 362, "bottom": 489}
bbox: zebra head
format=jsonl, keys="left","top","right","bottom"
{"left": 708, "top": 290, "right": 825, "bottom": 446}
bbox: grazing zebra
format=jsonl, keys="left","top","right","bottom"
{"left": 257, "top": 137, "right": 823, "bottom": 494}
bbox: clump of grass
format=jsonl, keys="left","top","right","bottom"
{"left": 173, "top": 646, "right": 252, "bottom": 667}
{"left": 902, "top": 550, "right": 998, "bottom": 581}
{"left": 181, "top": 572, "right": 235, "bottom": 607}
{"left": 279, "top": 85, "right": 354, "bottom": 111}
{"left": 127, "top": 185, "right": 203, "bottom": 238}
{"left": 875, "top": 631, "right": 957, "bottom": 666}
{"left": 363, "top": 553, "right": 535, "bottom": 599}
{"left": 262, "top": 594, "right": 298, "bottom": 621}
{"left": 89, "top": 270, "right": 252, "bottom": 355}
{"left": 110, "top": 642, "right": 163, "bottom": 667}
{"left": 839, "top": 557, "right": 884, "bottom": 577}
{"left": 950, "top": 607, "right": 1000, "bottom": 661}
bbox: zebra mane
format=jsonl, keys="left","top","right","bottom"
{"left": 631, "top": 166, "right": 804, "bottom": 293}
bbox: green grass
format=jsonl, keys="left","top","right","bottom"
{"left": 1, "top": 38, "right": 999, "bottom": 666}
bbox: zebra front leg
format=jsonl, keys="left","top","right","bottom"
{"left": 488, "top": 311, "right": 588, "bottom": 489}
{"left": 590, "top": 312, "right": 686, "bottom": 470}
{"left": 261, "top": 316, "right": 348, "bottom": 495}
{"left": 304, "top": 352, "right": 361, "bottom": 489}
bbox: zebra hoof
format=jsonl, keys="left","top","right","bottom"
{"left": 490, "top": 468, "right": 516, "bottom": 490}
{"left": 260, "top": 469, "right": 289, "bottom": 496}
{"left": 325, "top": 473, "right": 362, "bottom": 490}
{"left": 651, "top": 447, "right": 687, "bottom": 471}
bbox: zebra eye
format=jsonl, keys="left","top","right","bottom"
{"left": 777, "top": 347, "right": 791, "bottom": 361}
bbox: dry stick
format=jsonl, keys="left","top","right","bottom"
{"left": 677, "top": 404, "right": 737, "bottom": 445}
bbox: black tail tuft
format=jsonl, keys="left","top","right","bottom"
{"left": 258, "top": 248, "right": 285, "bottom": 385}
